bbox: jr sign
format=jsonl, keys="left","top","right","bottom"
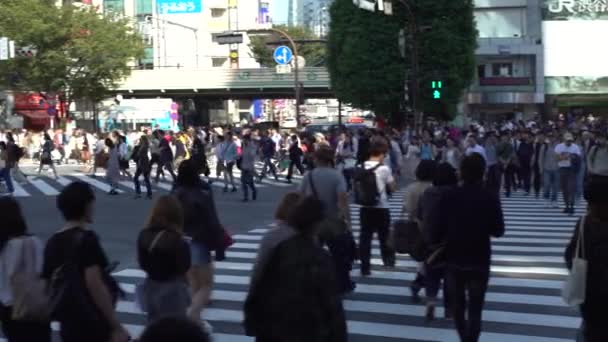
{"left": 156, "top": 0, "right": 202, "bottom": 14}
{"left": 546, "top": 0, "right": 608, "bottom": 15}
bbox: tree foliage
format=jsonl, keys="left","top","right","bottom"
{"left": 248, "top": 25, "right": 326, "bottom": 67}
{"left": 328, "top": 0, "right": 477, "bottom": 121}
{"left": 0, "top": 0, "right": 144, "bottom": 110}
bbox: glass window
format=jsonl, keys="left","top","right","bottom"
{"left": 492, "top": 63, "right": 513, "bottom": 77}
{"left": 211, "top": 8, "right": 226, "bottom": 18}
{"left": 135, "top": 0, "right": 153, "bottom": 15}
{"left": 478, "top": 65, "right": 486, "bottom": 79}
{"left": 475, "top": 8, "right": 526, "bottom": 38}
{"left": 103, "top": 0, "right": 124, "bottom": 14}
{"left": 212, "top": 58, "right": 227, "bottom": 67}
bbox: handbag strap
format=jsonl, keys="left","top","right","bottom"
{"left": 148, "top": 231, "right": 166, "bottom": 253}
{"left": 576, "top": 215, "right": 586, "bottom": 259}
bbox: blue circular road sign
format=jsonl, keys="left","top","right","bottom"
{"left": 273, "top": 46, "right": 293, "bottom": 65}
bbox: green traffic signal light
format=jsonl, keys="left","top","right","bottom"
{"left": 431, "top": 80, "right": 442, "bottom": 100}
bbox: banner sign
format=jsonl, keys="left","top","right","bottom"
{"left": 156, "top": 0, "right": 202, "bottom": 14}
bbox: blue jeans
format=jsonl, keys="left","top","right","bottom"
{"left": 543, "top": 169, "right": 559, "bottom": 202}
{"left": 0, "top": 168, "right": 14, "bottom": 193}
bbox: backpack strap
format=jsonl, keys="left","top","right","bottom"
{"left": 308, "top": 172, "right": 319, "bottom": 199}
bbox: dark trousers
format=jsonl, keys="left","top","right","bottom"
{"left": 325, "top": 231, "right": 357, "bottom": 293}
{"left": 446, "top": 269, "right": 489, "bottom": 342}
{"left": 533, "top": 164, "right": 542, "bottom": 196}
{"left": 485, "top": 164, "right": 502, "bottom": 197}
{"left": 0, "top": 304, "right": 51, "bottom": 342}
{"left": 286, "top": 158, "right": 304, "bottom": 180}
{"left": 560, "top": 168, "right": 577, "bottom": 208}
{"left": 150, "top": 153, "right": 161, "bottom": 176}
{"left": 134, "top": 165, "right": 152, "bottom": 196}
{"left": 241, "top": 169, "right": 257, "bottom": 199}
{"left": 155, "top": 160, "right": 176, "bottom": 183}
{"left": 260, "top": 156, "right": 277, "bottom": 179}
{"left": 503, "top": 163, "right": 517, "bottom": 196}
{"left": 519, "top": 164, "right": 531, "bottom": 193}
{"left": 359, "top": 207, "right": 395, "bottom": 273}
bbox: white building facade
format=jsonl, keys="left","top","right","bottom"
{"left": 465, "top": 0, "right": 545, "bottom": 121}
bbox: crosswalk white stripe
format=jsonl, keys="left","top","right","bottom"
{"left": 28, "top": 178, "right": 60, "bottom": 196}
{"left": 56, "top": 176, "right": 72, "bottom": 186}
{"left": 113, "top": 299, "right": 576, "bottom": 341}
{"left": 10, "top": 181, "right": 29, "bottom": 197}
{"left": 73, "top": 175, "right": 123, "bottom": 193}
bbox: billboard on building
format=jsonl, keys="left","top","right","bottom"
{"left": 543, "top": 0, "right": 608, "bottom": 94}
{"left": 156, "top": 0, "right": 202, "bottom": 14}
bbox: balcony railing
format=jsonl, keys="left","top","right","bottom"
{"left": 479, "top": 77, "right": 532, "bottom": 86}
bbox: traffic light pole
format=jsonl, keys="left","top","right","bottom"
{"left": 247, "top": 28, "right": 301, "bottom": 128}
{"left": 398, "top": 0, "right": 421, "bottom": 131}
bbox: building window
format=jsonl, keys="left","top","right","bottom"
{"left": 103, "top": 0, "right": 124, "bottom": 14}
{"left": 477, "top": 65, "right": 486, "bottom": 79}
{"left": 135, "top": 0, "right": 152, "bottom": 15}
{"left": 211, "top": 8, "right": 226, "bottom": 18}
{"left": 492, "top": 63, "right": 513, "bottom": 77}
{"left": 212, "top": 58, "right": 227, "bottom": 67}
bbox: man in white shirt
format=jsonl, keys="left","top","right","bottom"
{"left": 358, "top": 138, "right": 397, "bottom": 277}
{"left": 555, "top": 132, "right": 581, "bottom": 215}
{"left": 465, "top": 136, "right": 487, "bottom": 163}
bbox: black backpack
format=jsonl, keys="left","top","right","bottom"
{"left": 353, "top": 163, "right": 382, "bottom": 206}
{"left": 130, "top": 145, "right": 141, "bottom": 162}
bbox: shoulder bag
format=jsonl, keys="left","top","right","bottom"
{"left": 10, "top": 237, "right": 50, "bottom": 322}
{"left": 562, "top": 215, "right": 588, "bottom": 306}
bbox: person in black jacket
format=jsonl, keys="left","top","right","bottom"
{"left": 565, "top": 175, "right": 608, "bottom": 342}
{"left": 172, "top": 161, "right": 223, "bottom": 326}
{"left": 516, "top": 132, "right": 534, "bottom": 195}
{"left": 532, "top": 131, "right": 545, "bottom": 198}
{"left": 429, "top": 153, "right": 505, "bottom": 342}
{"left": 244, "top": 197, "right": 348, "bottom": 342}
{"left": 286, "top": 135, "right": 304, "bottom": 184}
{"left": 137, "top": 195, "right": 191, "bottom": 323}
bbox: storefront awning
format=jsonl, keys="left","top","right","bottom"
{"left": 15, "top": 110, "right": 50, "bottom": 126}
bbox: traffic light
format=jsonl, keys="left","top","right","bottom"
{"left": 431, "top": 80, "right": 443, "bottom": 100}
{"left": 229, "top": 50, "right": 238, "bottom": 68}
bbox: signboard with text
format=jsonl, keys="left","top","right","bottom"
{"left": 543, "top": 0, "right": 608, "bottom": 20}
{"left": 156, "top": 0, "right": 202, "bottom": 14}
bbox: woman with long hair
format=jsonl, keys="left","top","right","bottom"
{"left": 133, "top": 135, "right": 152, "bottom": 199}
{"left": 0, "top": 197, "right": 50, "bottom": 341}
{"left": 137, "top": 195, "right": 191, "bottom": 323}
{"left": 37, "top": 133, "right": 58, "bottom": 179}
{"left": 172, "top": 160, "right": 223, "bottom": 331}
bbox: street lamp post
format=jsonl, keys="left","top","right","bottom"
{"left": 247, "top": 28, "right": 301, "bottom": 128}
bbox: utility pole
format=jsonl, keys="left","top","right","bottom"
{"left": 398, "top": 0, "right": 421, "bottom": 131}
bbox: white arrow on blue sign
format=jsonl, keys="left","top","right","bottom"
{"left": 273, "top": 46, "right": 293, "bottom": 65}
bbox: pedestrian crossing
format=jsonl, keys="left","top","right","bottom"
{"left": 106, "top": 190, "right": 581, "bottom": 341}
{"left": 1, "top": 161, "right": 303, "bottom": 197}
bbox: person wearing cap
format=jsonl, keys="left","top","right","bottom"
{"left": 555, "top": 132, "right": 582, "bottom": 215}
{"left": 539, "top": 131, "right": 560, "bottom": 208}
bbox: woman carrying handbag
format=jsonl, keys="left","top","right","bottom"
{"left": 565, "top": 175, "right": 608, "bottom": 342}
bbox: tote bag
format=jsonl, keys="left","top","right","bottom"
{"left": 562, "top": 215, "right": 588, "bottom": 306}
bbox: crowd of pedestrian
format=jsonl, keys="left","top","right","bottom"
{"left": 0, "top": 114, "right": 607, "bottom": 341}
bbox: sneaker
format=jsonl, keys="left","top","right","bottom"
{"left": 108, "top": 189, "right": 119, "bottom": 195}
{"left": 252, "top": 191, "right": 257, "bottom": 201}
{"left": 202, "top": 320, "right": 213, "bottom": 334}
{"left": 360, "top": 268, "right": 371, "bottom": 277}
{"left": 231, "top": 187, "right": 237, "bottom": 193}
{"left": 563, "top": 207, "right": 569, "bottom": 214}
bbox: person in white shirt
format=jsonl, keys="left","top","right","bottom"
{"left": 358, "top": 138, "right": 397, "bottom": 277}
{"left": 555, "top": 132, "right": 581, "bottom": 215}
{"left": 465, "top": 136, "right": 487, "bottom": 163}
{"left": 0, "top": 197, "right": 49, "bottom": 341}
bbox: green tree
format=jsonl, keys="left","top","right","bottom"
{"left": 248, "top": 25, "right": 326, "bottom": 67}
{"left": 328, "top": 0, "right": 477, "bottom": 121}
{"left": 0, "top": 0, "right": 144, "bottom": 120}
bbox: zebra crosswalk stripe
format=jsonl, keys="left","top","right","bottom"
{"left": 106, "top": 190, "right": 580, "bottom": 341}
